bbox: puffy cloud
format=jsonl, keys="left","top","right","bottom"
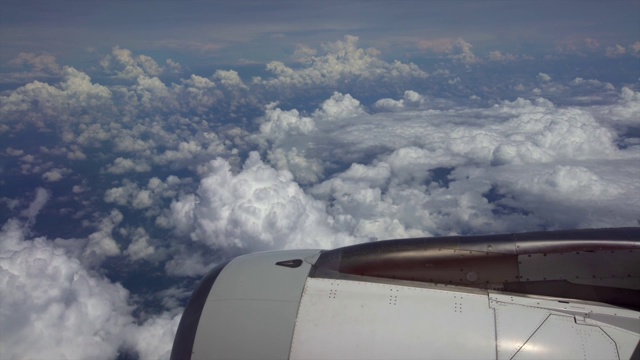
{"left": 374, "top": 90, "right": 424, "bottom": 111}
{"left": 125, "top": 312, "right": 181, "bottom": 360}
{"left": 124, "top": 227, "right": 156, "bottom": 261}
{"left": 42, "top": 167, "right": 71, "bottom": 182}
{"left": 537, "top": 73, "right": 552, "bottom": 82}
{"left": 168, "top": 152, "right": 356, "bottom": 256}
{"left": 3, "top": 53, "right": 63, "bottom": 83}
{"left": 213, "top": 69, "right": 246, "bottom": 88}
{"left": 256, "top": 103, "right": 316, "bottom": 146}
{"left": 266, "top": 147, "right": 324, "bottom": 185}
{"left": 469, "top": 161, "right": 640, "bottom": 229}
{"left": 312, "top": 92, "right": 366, "bottom": 121}
{"left": 105, "top": 157, "right": 152, "bottom": 174}
{"left": 256, "top": 36, "right": 427, "bottom": 89}
{"left": 0, "top": 219, "right": 134, "bottom": 360}
{"left": 83, "top": 209, "right": 123, "bottom": 262}
{"left": 0, "top": 215, "right": 182, "bottom": 360}
{"left": 0, "top": 66, "right": 114, "bottom": 129}
{"left": 586, "top": 87, "right": 640, "bottom": 127}
{"left": 105, "top": 176, "right": 187, "bottom": 213}
{"left": 100, "top": 47, "right": 166, "bottom": 80}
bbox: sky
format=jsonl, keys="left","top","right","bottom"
{"left": 1, "top": 1, "right": 639, "bottom": 359}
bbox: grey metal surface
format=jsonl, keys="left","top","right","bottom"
{"left": 518, "top": 249, "right": 640, "bottom": 288}
{"left": 191, "top": 249, "right": 321, "bottom": 360}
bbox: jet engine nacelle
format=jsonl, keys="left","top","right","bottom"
{"left": 171, "top": 228, "right": 640, "bottom": 359}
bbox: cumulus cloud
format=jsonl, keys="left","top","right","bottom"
{"left": 3, "top": 52, "right": 63, "bottom": 83}
{"left": 167, "top": 152, "right": 356, "bottom": 257}
{"left": 256, "top": 36, "right": 427, "bottom": 89}
{"left": 246, "top": 90, "right": 639, "bottom": 238}
{"left": 374, "top": 90, "right": 424, "bottom": 111}
{"left": 100, "top": 47, "right": 168, "bottom": 80}
{"left": 124, "top": 227, "right": 156, "bottom": 261}
{"left": 0, "top": 66, "right": 114, "bottom": 129}
{"left": 84, "top": 209, "right": 123, "bottom": 261}
{"left": 125, "top": 312, "right": 181, "bottom": 360}
{"left": 0, "top": 217, "right": 180, "bottom": 360}
{"left": 42, "top": 167, "right": 71, "bottom": 182}
{"left": 105, "top": 157, "right": 152, "bottom": 174}
{"left": 0, "top": 219, "right": 134, "bottom": 360}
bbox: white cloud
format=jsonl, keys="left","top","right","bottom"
{"left": 1, "top": 36, "right": 639, "bottom": 360}
{"left": 83, "top": 209, "right": 123, "bottom": 262}
{"left": 100, "top": 47, "right": 166, "bottom": 80}
{"left": 213, "top": 69, "right": 246, "bottom": 88}
{"left": 105, "top": 157, "right": 152, "bottom": 174}
{"left": 374, "top": 90, "right": 424, "bottom": 112}
{"left": 537, "top": 73, "right": 552, "bottom": 82}
{"left": 125, "top": 312, "right": 181, "bottom": 360}
{"left": 257, "top": 36, "right": 427, "bottom": 89}
{"left": 581, "top": 87, "right": 640, "bottom": 128}
{"left": 42, "top": 168, "right": 70, "bottom": 182}
{"left": 168, "top": 152, "right": 357, "bottom": 256}
{"left": 0, "top": 219, "right": 134, "bottom": 360}
{"left": 312, "top": 92, "right": 366, "bottom": 121}
{"left": 2, "top": 52, "right": 63, "bottom": 83}
{"left": 20, "top": 187, "right": 50, "bottom": 225}
{"left": 105, "top": 176, "right": 187, "bottom": 215}
{"left": 124, "top": 227, "right": 156, "bottom": 261}
{"left": 0, "top": 217, "right": 182, "bottom": 360}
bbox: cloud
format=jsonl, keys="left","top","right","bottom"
{"left": 83, "top": 209, "right": 123, "bottom": 261}
{"left": 470, "top": 161, "right": 640, "bottom": 229}
{"left": 100, "top": 47, "right": 167, "bottom": 80}
{"left": 632, "top": 41, "right": 640, "bottom": 57}
{"left": 374, "top": 90, "right": 424, "bottom": 112}
{"left": 167, "top": 152, "right": 357, "bottom": 258}
{"left": 124, "top": 227, "right": 156, "bottom": 261}
{"left": 0, "top": 216, "right": 181, "bottom": 360}
{"left": 105, "top": 176, "right": 187, "bottom": 215}
{"left": 0, "top": 219, "right": 134, "bottom": 360}
{"left": 605, "top": 44, "right": 627, "bottom": 58}
{"left": 124, "top": 312, "right": 181, "bottom": 360}
{"left": 537, "top": 73, "right": 552, "bottom": 82}
{"left": 42, "top": 167, "right": 71, "bottom": 182}
{"left": 586, "top": 87, "right": 640, "bottom": 127}
{"left": 1, "top": 35, "right": 639, "bottom": 360}
{"left": 20, "top": 187, "right": 50, "bottom": 225}
{"left": 105, "top": 157, "right": 152, "bottom": 174}
{"left": 2, "top": 53, "right": 64, "bottom": 83}
{"left": 0, "top": 66, "right": 114, "bottom": 129}
{"left": 256, "top": 36, "right": 427, "bottom": 89}
{"left": 417, "top": 38, "right": 479, "bottom": 64}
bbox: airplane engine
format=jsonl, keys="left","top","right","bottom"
{"left": 171, "top": 228, "right": 640, "bottom": 360}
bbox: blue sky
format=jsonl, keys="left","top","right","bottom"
{"left": 1, "top": 1, "right": 639, "bottom": 359}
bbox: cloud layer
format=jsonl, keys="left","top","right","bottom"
{"left": 1, "top": 36, "right": 639, "bottom": 359}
